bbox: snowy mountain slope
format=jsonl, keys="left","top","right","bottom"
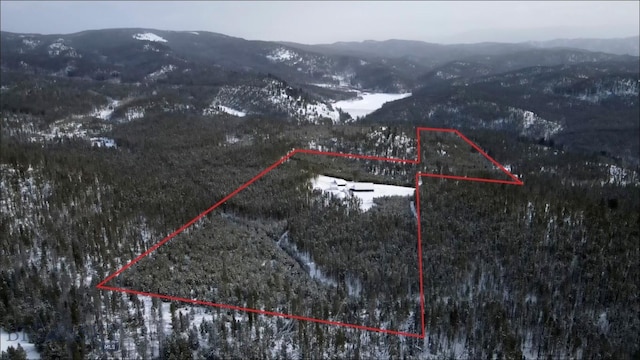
{"left": 203, "top": 78, "right": 344, "bottom": 123}
{"left": 364, "top": 60, "right": 640, "bottom": 163}
{"left": 0, "top": 29, "right": 423, "bottom": 92}
{"left": 132, "top": 32, "right": 168, "bottom": 43}
{"left": 527, "top": 35, "right": 640, "bottom": 56}
{"left": 333, "top": 92, "right": 411, "bottom": 119}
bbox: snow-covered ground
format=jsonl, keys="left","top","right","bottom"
{"left": 519, "top": 109, "right": 563, "bottom": 138}
{"left": 333, "top": 92, "right": 411, "bottom": 119}
{"left": 311, "top": 175, "right": 415, "bottom": 211}
{"left": 203, "top": 103, "right": 247, "bottom": 117}
{"left": 91, "top": 99, "right": 121, "bottom": 120}
{"left": 0, "top": 328, "right": 41, "bottom": 359}
{"left": 133, "top": 32, "right": 167, "bottom": 43}
{"left": 601, "top": 163, "right": 639, "bottom": 186}
{"left": 22, "top": 38, "right": 40, "bottom": 49}
{"left": 226, "top": 135, "right": 241, "bottom": 144}
{"left": 47, "top": 38, "right": 80, "bottom": 58}
{"left": 266, "top": 48, "right": 298, "bottom": 62}
{"left": 145, "top": 65, "right": 176, "bottom": 80}
{"left": 125, "top": 107, "right": 145, "bottom": 121}
{"left": 218, "top": 105, "right": 246, "bottom": 117}
{"left": 309, "top": 83, "right": 335, "bottom": 88}
{"left": 90, "top": 137, "right": 117, "bottom": 148}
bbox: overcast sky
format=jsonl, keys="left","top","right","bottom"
{"left": 1, "top": 1, "right": 638, "bottom": 44}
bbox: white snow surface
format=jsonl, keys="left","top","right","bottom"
{"left": 266, "top": 48, "right": 298, "bottom": 62}
{"left": 133, "top": 32, "right": 168, "bottom": 43}
{"left": 90, "top": 137, "right": 117, "bottom": 148}
{"left": 333, "top": 92, "right": 411, "bottom": 119}
{"left": 22, "top": 39, "right": 40, "bottom": 49}
{"left": 145, "top": 65, "right": 176, "bottom": 80}
{"left": 219, "top": 105, "right": 246, "bottom": 117}
{"left": 91, "top": 99, "right": 121, "bottom": 120}
{"left": 47, "top": 39, "right": 80, "bottom": 57}
{"left": 311, "top": 175, "right": 415, "bottom": 211}
{"left": 0, "top": 328, "right": 41, "bottom": 359}
{"left": 203, "top": 103, "right": 247, "bottom": 117}
{"left": 125, "top": 107, "right": 145, "bottom": 121}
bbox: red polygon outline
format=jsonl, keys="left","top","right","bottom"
{"left": 97, "top": 127, "right": 523, "bottom": 339}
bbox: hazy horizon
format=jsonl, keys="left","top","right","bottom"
{"left": 1, "top": 1, "right": 638, "bottom": 44}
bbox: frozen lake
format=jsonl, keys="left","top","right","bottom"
{"left": 333, "top": 92, "right": 411, "bottom": 119}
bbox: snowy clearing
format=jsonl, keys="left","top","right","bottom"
{"left": 0, "top": 328, "right": 41, "bottom": 359}
{"left": 145, "top": 64, "right": 176, "bottom": 80}
{"left": 203, "top": 104, "right": 247, "bottom": 117}
{"left": 91, "top": 99, "right": 121, "bottom": 120}
{"left": 219, "top": 105, "right": 246, "bottom": 117}
{"left": 133, "top": 32, "right": 168, "bottom": 43}
{"left": 266, "top": 48, "right": 298, "bottom": 62}
{"left": 311, "top": 175, "right": 415, "bottom": 211}
{"left": 333, "top": 92, "right": 411, "bottom": 119}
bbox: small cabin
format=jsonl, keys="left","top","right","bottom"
{"left": 349, "top": 182, "right": 374, "bottom": 192}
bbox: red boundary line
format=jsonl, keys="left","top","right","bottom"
{"left": 97, "top": 127, "right": 523, "bottom": 339}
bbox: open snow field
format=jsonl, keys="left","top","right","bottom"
{"left": 311, "top": 175, "right": 415, "bottom": 211}
{"left": 333, "top": 92, "right": 411, "bottom": 119}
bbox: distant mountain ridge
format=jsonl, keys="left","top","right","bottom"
{"left": 0, "top": 28, "right": 423, "bottom": 93}
{"left": 283, "top": 35, "right": 640, "bottom": 61}
{"left": 364, "top": 59, "right": 639, "bottom": 163}
{"left": 2, "top": 27, "right": 638, "bottom": 161}
{"left": 527, "top": 35, "right": 640, "bottom": 56}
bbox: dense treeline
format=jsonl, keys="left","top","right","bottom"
{"left": 1, "top": 101, "right": 639, "bottom": 358}
{"left": 365, "top": 60, "right": 640, "bottom": 164}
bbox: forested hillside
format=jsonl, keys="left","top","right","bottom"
{"left": 365, "top": 60, "right": 640, "bottom": 164}
{"left": 1, "top": 27, "right": 639, "bottom": 359}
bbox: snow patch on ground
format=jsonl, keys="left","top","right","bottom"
{"left": 133, "top": 32, "right": 168, "bottom": 43}
{"left": 266, "top": 48, "right": 298, "bottom": 62}
{"left": 333, "top": 92, "right": 411, "bottom": 119}
{"left": 91, "top": 99, "right": 121, "bottom": 120}
{"left": 48, "top": 39, "right": 80, "bottom": 58}
{"left": 309, "top": 83, "right": 334, "bottom": 88}
{"left": 22, "top": 38, "right": 40, "bottom": 49}
{"left": 0, "top": 328, "right": 41, "bottom": 359}
{"left": 125, "top": 107, "right": 145, "bottom": 121}
{"left": 311, "top": 175, "right": 415, "bottom": 211}
{"left": 145, "top": 65, "right": 176, "bottom": 80}
{"left": 211, "top": 79, "right": 345, "bottom": 123}
{"left": 142, "top": 43, "right": 161, "bottom": 52}
{"left": 576, "top": 79, "right": 638, "bottom": 103}
{"left": 303, "top": 102, "right": 340, "bottom": 122}
{"left": 518, "top": 109, "right": 563, "bottom": 138}
{"left": 90, "top": 137, "right": 117, "bottom": 148}
{"left": 203, "top": 103, "right": 247, "bottom": 117}
{"left": 226, "top": 135, "right": 240, "bottom": 144}
{"left": 219, "top": 105, "right": 246, "bottom": 117}
{"left": 330, "top": 74, "right": 354, "bottom": 87}
{"left": 601, "top": 163, "right": 639, "bottom": 186}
